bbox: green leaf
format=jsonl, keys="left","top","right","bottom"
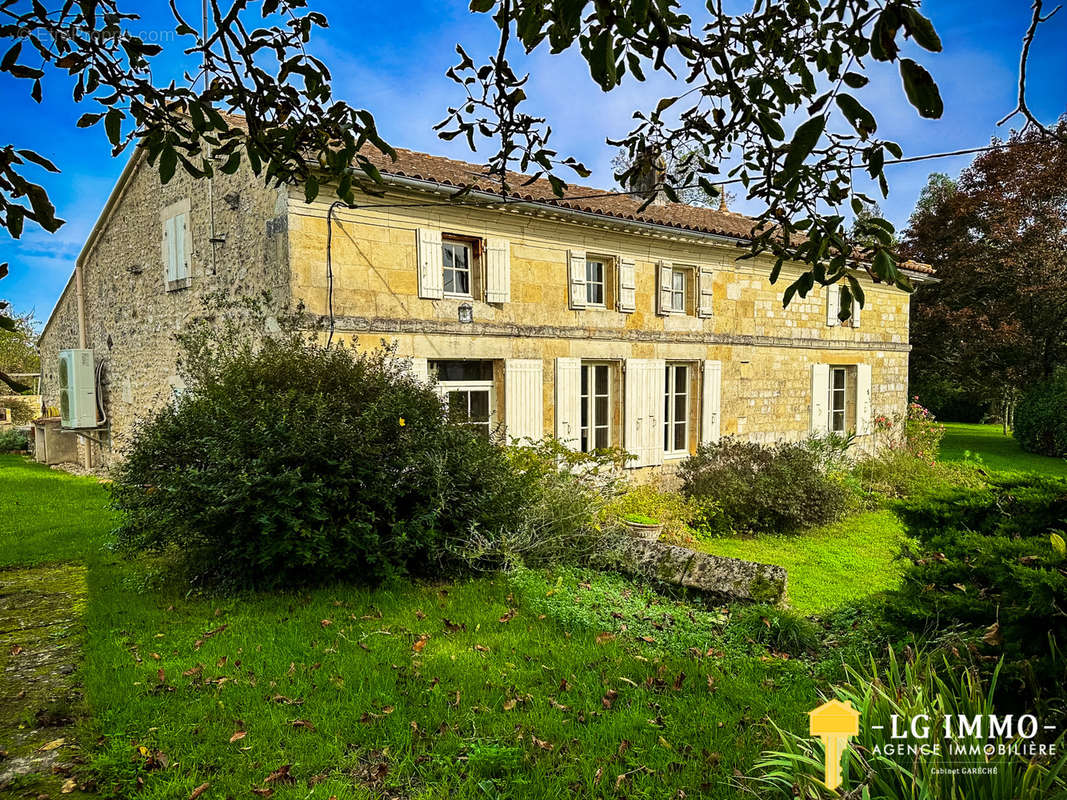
{"left": 783, "top": 115, "right": 825, "bottom": 175}
{"left": 1, "top": 41, "right": 22, "bottom": 72}
{"left": 18, "top": 149, "right": 59, "bottom": 173}
{"left": 76, "top": 112, "right": 104, "bottom": 128}
{"left": 304, "top": 174, "right": 319, "bottom": 204}
{"left": 899, "top": 59, "right": 943, "bottom": 119}
{"left": 1051, "top": 533, "right": 1066, "bottom": 558}
{"left": 469, "top": 0, "right": 495, "bottom": 11}
{"left": 835, "top": 94, "right": 876, "bottom": 137}
{"left": 902, "top": 8, "right": 942, "bottom": 52}
{"left": 159, "top": 145, "right": 178, "bottom": 184}
{"left": 842, "top": 72, "right": 868, "bottom": 89}
{"left": 104, "top": 108, "right": 123, "bottom": 146}
{"left": 25, "top": 183, "right": 63, "bottom": 232}
{"left": 872, "top": 249, "right": 896, "bottom": 282}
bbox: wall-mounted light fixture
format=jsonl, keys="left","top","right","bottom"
{"left": 458, "top": 303, "right": 474, "bottom": 324}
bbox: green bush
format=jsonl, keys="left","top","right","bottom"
{"left": 884, "top": 473, "right": 1067, "bottom": 726}
{"left": 111, "top": 330, "right": 526, "bottom": 588}
{"left": 602, "top": 483, "right": 706, "bottom": 542}
{"left": 1014, "top": 370, "right": 1067, "bottom": 457}
{"left": 677, "top": 437, "right": 854, "bottom": 535}
{"left": 451, "top": 437, "right": 626, "bottom": 570}
{"left": 0, "top": 427, "right": 29, "bottom": 451}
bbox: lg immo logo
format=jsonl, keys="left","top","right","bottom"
{"left": 808, "top": 700, "right": 860, "bottom": 790}
{"left": 807, "top": 700, "right": 1060, "bottom": 790}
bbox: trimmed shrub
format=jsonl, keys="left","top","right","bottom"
{"left": 111, "top": 331, "right": 526, "bottom": 588}
{"left": 884, "top": 473, "right": 1067, "bottom": 725}
{"left": 677, "top": 437, "right": 854, "bottom": 535}
{"left": 1014, "top": 369, "right": 1067, "bottom": 457}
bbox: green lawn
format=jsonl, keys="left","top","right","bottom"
{"left": 1, "top": 455, "right": 817, "bottom": 799}
{"left": 693, "top": 511, "right": 906, "bottom": 616}
{"left": 939, "top": 422, "right": 1067, "bottom": 476}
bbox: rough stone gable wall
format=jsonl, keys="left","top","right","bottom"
{"left": 38, "top": 153, "right": 291, "bottom": 468}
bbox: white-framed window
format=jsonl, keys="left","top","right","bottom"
{"left": 580, "top": 361, "right": 612, "bottom": 452}
{"left": 664, "top": 363, "right": 689, "bottom": 455}
{"left": 586, "top": 258, "right": 607, "bottom": 306}
{"left": 829, "top": 366, "right": 847, "bottom": 433}
{"left": 431, "top": 360, "right": 495, "bottom": 438}
{"left": 442, "top": 240, "right": 473, "bottom": 296}
{"left": 669, "top": 268, "right": 687, "bottom": 312}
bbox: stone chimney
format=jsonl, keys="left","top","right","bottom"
{"left": 629, "top": 149, "right": 669, "bottom": 207}
{"left": 718, "top": 185, "right": 728, "bottom": 212}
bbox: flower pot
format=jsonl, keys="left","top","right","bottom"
{"left": 622, "top": 520, "right": 663, "bottom": 541}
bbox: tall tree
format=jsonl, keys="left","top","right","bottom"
{"left": 0, "top": 308, "right": 37, "bottom": 393}
{"left": 903, "top": 121, "right": 1067, "bottom": 426}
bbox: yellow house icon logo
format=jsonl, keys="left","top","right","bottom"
{"left": 809, "top": 699, "right": 860, "bottom": 790}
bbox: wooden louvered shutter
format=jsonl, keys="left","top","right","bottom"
{"left": 416, "top": 228, "right": 444, "bottom": 299}
{"left": 505, "top": 359, "right": 543, "bottom": 443}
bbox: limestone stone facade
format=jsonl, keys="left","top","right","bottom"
{"left": 39, "top": 146, "right": 926, "bottom": 472}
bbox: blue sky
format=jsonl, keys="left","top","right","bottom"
{"left": 1, "top": 0, "right": 1064, "bottom": 323}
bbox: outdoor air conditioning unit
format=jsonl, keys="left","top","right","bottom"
{"left": 58, "top": 349, "right": 98, "bottom": 429}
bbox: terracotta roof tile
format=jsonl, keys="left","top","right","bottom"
{"left": 360, "top": 146, "right": 757, "bottom": 240}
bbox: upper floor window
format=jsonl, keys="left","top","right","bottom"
{"left": 443, "top": 240, "right": 473, "bottom": 296}
{"left": 669, "top": 268, "right": 687, "bottom": 313}
{"left": 161, "top": 198, "right": 191, "bottom": 290}
{"left": 586, "top": 258, "right": 607, "bottom": 306}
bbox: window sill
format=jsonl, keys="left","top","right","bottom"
{"left": 443, "top": 292, "right": 474, "bottom": 301}
{"left": 166, "top": 278, "right": 191, "bottom": 292}
{"left": 663, "top": 451, "right": 690, "bottom": 461}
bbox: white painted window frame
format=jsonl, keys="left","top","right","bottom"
{"left": 580, "top": 361, "right": 612, "bottom": 453}
{"left": 585, "top": 257, "right": 607, "bottom": 307}
{"left": 663, "top": 362, "right": 690, "bottom": 458}
{"left": 442, "top": 239, "right": 474, "bottom": 298}
{"left": 828, "top": 366, "right": 848, "bottom": 434}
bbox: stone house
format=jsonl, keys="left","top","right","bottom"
{"left": 38, "top": 143, "right": 934, "bottom": 471}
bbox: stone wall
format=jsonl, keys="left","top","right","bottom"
{"left": 38, "top": 152, "right": 291, "bottom": 468}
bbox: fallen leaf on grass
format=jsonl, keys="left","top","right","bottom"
{"left": 271, "top": 694, "right": 304, "bottom": 706}
{"left": 61, "top": 777, "right": 78, "bottom": 793}
{"left": 442, "top": 618, "right": 465, "bottom": 633}
{"left": 321, "top": 619, "right": 332, "bottom": 627}
{"left": 531, "top": 736, "right": 554, "bottom": 751}
{"left": 291, "top": 719, "right": 316, "bottom": 731}
{"left": 229, "top": 731, "right": 246, "bottom": 743}
{"left": 251, "top": 788, "right": 274, "bottom": 797}
{"left": 595, "top": 632, "right": 616, "bottom": 645}
{"left": 601, "top": 690, "right": 618, "bottom": 709}
{"left": 38, "top": 738, "right": 65, "bottom": 751}
{"left": 498, "top": 609, "right": 517, "bottom": 623}
{"left": 9, "top": 645, "right": 22, "bottom": 656}
{"left": 413, "top": 635, "right": 429, "bottom": 653}
{"left": 189, "top": 782, "right": 210, "bottom": 799}
{"left": 502, "top": 699, "right": 517, "bottom": 711}
{"left": 473, "top": 644, "right": 489, "bottom": 653}
{"left": 265, "top": 764, "right": 293, "bottom": 784}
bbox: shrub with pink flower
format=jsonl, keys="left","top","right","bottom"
{"left": 904, "top": 400, "right": 944, "bottom": 462}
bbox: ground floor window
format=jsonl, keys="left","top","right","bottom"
{"left": 581, "top": 362, "right": 611, "bottom": 452}
{"left": 829, "top": 366, "right": 848, "bottom": 433}
{"left": 664, "top": 363, "right": 689, "bottom": 454}
{"left": 430, "top": 360, "right": 496, "bottom": 438}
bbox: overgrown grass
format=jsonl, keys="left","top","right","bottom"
{"left": 1, "top": 454, "right": 817, "bottom": 799}
{"left": 692, "top": 511, "right": 907, "bottom": 615}
{"left": 939, "top": 422, "right": 1067, "bottom": 476}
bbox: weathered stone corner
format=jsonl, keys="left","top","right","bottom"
{"left": 613, "top": 539, "right": 788, "bottom": 605}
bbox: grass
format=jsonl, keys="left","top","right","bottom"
{"left": 692, "top": 511, "right": 907, "bottom": 616}
{"left": 939, "top": 422, "right": 1067, "bottom": 476}
{"left": 0, "top": 455, "right": 117, "bottom": 567}
{"left": 1, "top": 455, "right": 817, "bottom": 799}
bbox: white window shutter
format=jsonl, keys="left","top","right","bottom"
{"left": 624, "top": 358, "right": 665, "bottom": 468}
{"left": 485, "top": 237, "right": 511, "bottom": 303}
{"left": 407, "top": 357, "right": 429, "bottom": 383}
{"left": 567, "top": 249, "right": 587, "bottom": 310}
{"left": 163, "top": 215, "right": 177, "bottom": 282}
{"left": 826, "top": 284, "right": 840, "bottom": 327}
{"left": 852, "top": 296, "right": 862, "bottom": 328}
{"left": 856, "top": 363, "right": 873, "bottom": 434}
{"left": 697, "top": 266, "right": 714, "bottom": 318}
{"left": 176, "top": 212, "right": 190, "bottom": 279}
{"left": 617, "top": 256, "right": 636, "bottom": 313}
{"left": 416, "top": 228, "right": 444, "bottom": 300}
{"left": 701, "top": 360, "right": 722, "bottom": 445}
{"left": 505, "top": 359, "right": 543, "bottom": 444}
{"left": 554, "top": 357, "right": 582, "bottom": 449}
{"left": 810, "top": 363, "right": 830, "bottom": 433}
{"left": 656, "top": 260, "right": 673, "bottom": 315}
